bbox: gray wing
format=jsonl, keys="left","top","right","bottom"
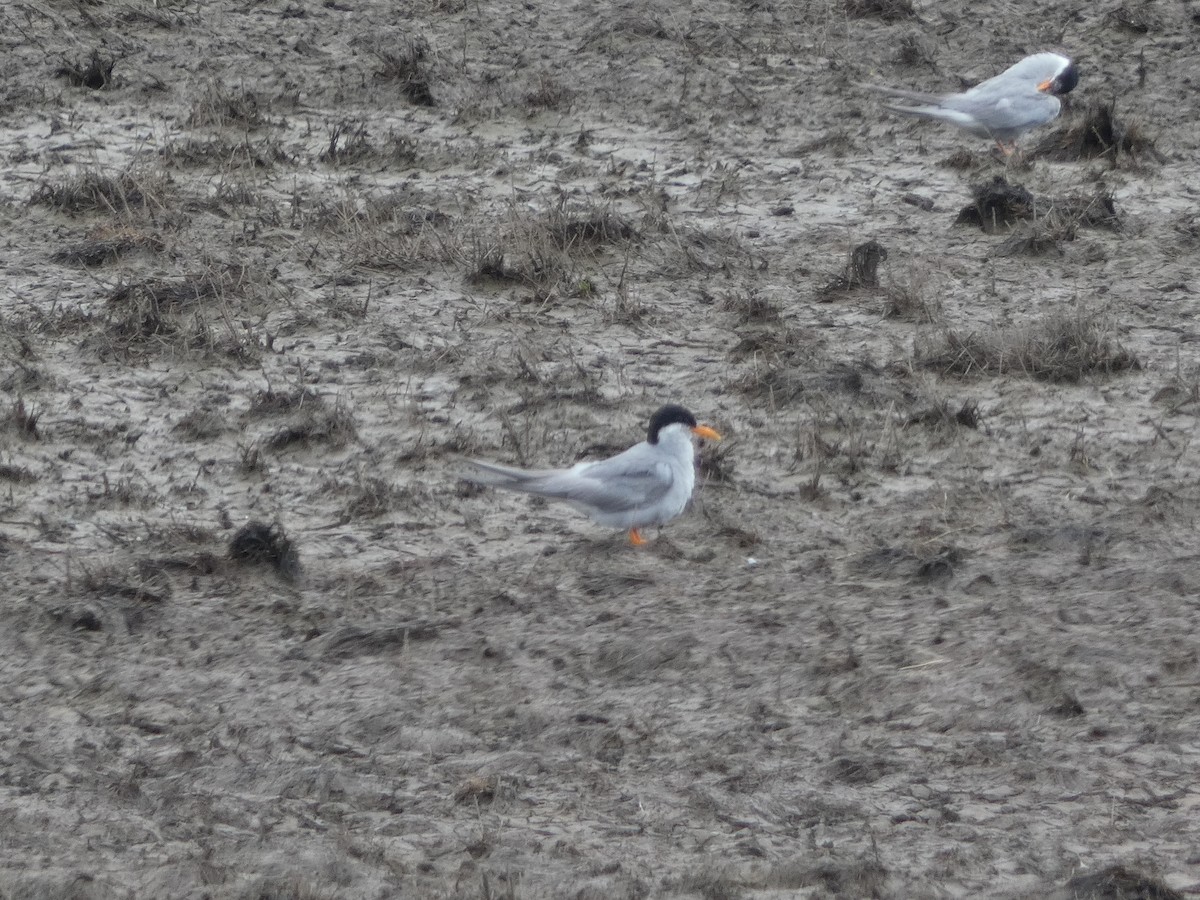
{"left": 464, "top": 449, "right": 674, "bottom": 515}
{"left": 862, "top": 81, "right": 1057, "bottom": 137}
{"left": 941, "top": 90, "right": 1060, "bottom": 134}
{"left": 556, "top": 450, "right": 675, "bottom": 515}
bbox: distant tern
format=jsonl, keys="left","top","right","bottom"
{"left": 465, "top": 404, "right": 722, "bottom": 545}
{"left": 862, "top": 52, "right": 1079, "bottom": 153}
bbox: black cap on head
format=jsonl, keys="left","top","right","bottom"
{"left": 647, "top": 404, "right": 698, "bottom": 444}
{"left": 1053, "top": 60, "right": 1079, "bottom": 96}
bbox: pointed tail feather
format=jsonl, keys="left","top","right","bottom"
{"left": 857, "top": 81, "right": 947, "bottom": 108}
{"left": 463, "top": 459, "right": 564, "bottom": 494}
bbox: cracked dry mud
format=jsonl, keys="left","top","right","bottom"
{"left": 2, "top": 0, "right": 1199, "bottom": 897}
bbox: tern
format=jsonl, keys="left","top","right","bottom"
{"left": 464, "top": 404, "right": 722, "bottom": 545}
{"left": 862, "top": 52, "right": 1080, "bottom": 154}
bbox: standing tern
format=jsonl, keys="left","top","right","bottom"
{"left": 464, "top": 404, "right": 722, "bottom": 545}
{"left": 862, "top": 52, "right": 1079, "bottom": 154}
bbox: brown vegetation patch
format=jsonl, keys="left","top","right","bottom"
{"left": 265, "top": 399, "right": 357, "bottom": 451}
{"left": 546, "top": 211, "right": 637, "bottom": 250}
{"left": 95, "top": 266, "right": 256, "bottom": 356}
{"left": 721, "top": 289, "right": 782, "bottom": 325}
{"left": 1032, "top": 102, "right": 1163, "bottom": 164}
{"left": 464, "top": 205, "right": 633, "bottom": 297}
{"left": 918, "top": 309, "right": 1140, "bottom": 382}
{"left": 958, "top": 180, "right": 1121, "bottom": 254}
{"left": 51, "top": 227, "right": 164, "bottom": 267}
{"left": 162, "top": 135, "right": 290, "bottom": 169}
{"left": 370, "top": 39, "right": 436, "bottom": 107}
{"left": 31, "top": 167, "right": 170, "bottom": 215}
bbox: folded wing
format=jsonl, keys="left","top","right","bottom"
{"left": 465, "top": 453, "right": 675, "bottom": 515}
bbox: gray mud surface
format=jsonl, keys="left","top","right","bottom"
{"left": 2, "top": 0, "right": 1200, "bottom": 897}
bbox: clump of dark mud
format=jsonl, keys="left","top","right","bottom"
{"left": 821, "top": 240, "right": 889, "bottom": 297}
{"left": 229, "top": 521, "right": 300, "bottom": 580}
{"left": 954, "top": 177, "right": 1035, "bottom": 232}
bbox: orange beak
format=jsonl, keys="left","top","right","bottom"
{"left": 1037, "top": 78, "right": 1053, "bottom": 92}
{"left": 692, "top": 424, "right": 722, "bottom": 442}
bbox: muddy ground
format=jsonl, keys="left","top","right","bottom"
{"left": 2, "top": 0, "right": 1200, "bottom": 897}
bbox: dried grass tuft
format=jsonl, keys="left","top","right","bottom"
{"left": 31, "top": 166, "right": 171, "bottom": 216}
{"left": 8, "top": 398, "right": 42, "bottom": 440}
{"left": 918, "top": 309, "right": 1140, "bottom": 382}
{"left": 1032, "top": 101, "right": 1163, "bottom": 164}
{"left": 56, "top": 50, "right": 120, "bottom": 89}
{"left": 465, "top": 204, "right": 635, "bottom": 298}
{"left": 51, "top": 227, "right": 164, "bottom": 267}
{"left": 188, "top": 81, "right": 270, "bottom": 128}
{"left": 265, "top": 399, "right": 357, "bottom": 450}
{"left": 822, "top": 240, "right": 889, "bottom": 298}
{"left": 371, "top": 39, "right": 436, "bottom": 107}
{"left": 721, "top": 289, "right": 782, "bottom": 325}
{"left": 958, "top": 180, "right": 1120, "bottom": 255}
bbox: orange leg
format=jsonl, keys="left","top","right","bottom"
{"left": 628, "top": 528, "right": 647, "bottom": 546}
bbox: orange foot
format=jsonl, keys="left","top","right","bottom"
{"left": 628, "top": 528, "right": 647, "bottom": 546}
